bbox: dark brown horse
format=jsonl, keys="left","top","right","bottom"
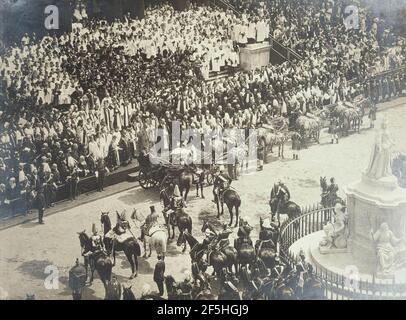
{"left": 174, "top": 209, "right": 193, "bottom": 253}
{"left": 255, "top": 218, "right": 279, "bottom": 269}
{"left": 201, "top": 220, "right": 238, "bottom": 274}
{"left": 179, "top": 168, "right": 205, "bottom": 200}
{"left": 269, "top": 185, "right": 301, "bottom": 223}
{"left": 160, "top": 188, "right": 193, "bottom": 246}
{"left": 214, "top": 188, "right": 241, "bottom": 227}
{"left": 179, "top": 231, "right": 228, "bottom": 276}
{"left": 77, "top": 231, "right": 112, "bottom": 287}
{"left": 233, "top": 220, "right": 256, "bottom": 272}
{"left": 100, "top": 212, "right": 141, "bottom": 279}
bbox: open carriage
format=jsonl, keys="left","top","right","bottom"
{"left": 136, "top": 153, "right": 178, "bottom": 190}
{"left": 331, "top": 101, "right": 365, "bottom": 135}
{"left": 295, "top": 113, "right": 322, "bottom": 145}
{"left": 257, "top": 117, "right": 291, "bottom": 160}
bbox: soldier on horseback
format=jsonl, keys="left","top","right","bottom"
{"left": 256, "top": 217, "right": 278, "bottom": 253}
{"left": 114, "top": 210, "right": 130, "bottom": 235}
{"left": 212, "top": 166, "right": 232, "bottom": 204}
{"left": 235, "top": 218, "right": 254, "bottom": 248}
{"left": 171, "top": 185, "right": 186, "bottom": 210}
{"left": 140, "top": 206, "right": 159, "bottom": 240}
{"left": 327, "top": 177, "right": 339, "bottom": 206}
{"left": 84, "top": 223, "right": 106, "bottom": 270}
{"left": 271, "top": 180, "right": 291, "bottom": 215}
{"left": 216, "top": 223, "right": 233, "bottom": 247}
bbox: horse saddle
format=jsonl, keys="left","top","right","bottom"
{"left": 218, "top": 239, "right": 230, "bottom": 250}
{"left": 148, "top": 224, "right": 166, "bottom": 237}
{"left": 115, "top": 231, "right": 133, "bottom": 244}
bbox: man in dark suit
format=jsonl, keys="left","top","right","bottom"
{"left": 153, "top": 254, "right": 165, "bottom": 296}
{"left": 36, "top": 185, "right": 46, "bottom": 224}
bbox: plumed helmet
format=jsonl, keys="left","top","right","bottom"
{"left": 92, "top": 223, "right": 97, "bottom": 234}
{"left": 173, "top": 185, "right": 181, "bottom": 197}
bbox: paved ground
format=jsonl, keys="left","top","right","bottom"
{"left": 0, "top": 98, "right": 405, "bottom": 300}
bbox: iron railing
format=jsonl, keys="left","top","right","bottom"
{"left": 279, "top": 204, "right": 406, "bottom": 300}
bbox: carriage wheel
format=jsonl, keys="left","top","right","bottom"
{"left": 138, "top": 169, "right": 156, "bottom": 190}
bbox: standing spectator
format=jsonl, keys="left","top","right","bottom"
{"left": 36, "top": 185, "right": 46, "bottom": 224}
{"left": 96, "top": 158, "right": 106, "bottom": 192}
{"left": 153, "top": 254, "right": 166, "bottom": 297}
{"left": 369, "top": 103, "right": 377, "bottom": 128}
{"left": 291, "top": 131, "right": 301, "bottom": 160}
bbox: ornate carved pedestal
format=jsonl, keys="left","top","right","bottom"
{"left": 345, "top": 172, "right": 406, "bottom": 273}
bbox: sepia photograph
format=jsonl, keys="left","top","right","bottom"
{"left": 0, "top": 0, "right": 405, "bottom": 304}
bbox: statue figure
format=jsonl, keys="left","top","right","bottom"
{"left": 320, "top": 203, "right": 349, "bottom": 250}
{"left": 371, "top": 222, "right": 406, "bottom": 275}
{"left": 365, "top": 118, "right": 395, "bottom": 180}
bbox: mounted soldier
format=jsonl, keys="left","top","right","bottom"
{"left": 140, "top": 206, "right": 160, "bottom": 241}
{"left": 165, "top": 185, "right": 186, "bottom": 227}
{"left": 271, "top": 180, "right": 291, "bottom": 215}
{"left": 327, "top": 177, "right": 339, "bottom": 207}
{"left": 212, "top": 166, "right": 232, "bottom": 204}
{"left": 114, "top": 210, "right": 131, "bottom": 236}
{"left": 235, "top": 218, "right": 254, "bottom": 249}
{"left": 256, "top": 217, "right": 278, "bottom": 253}
{"left": 84, "top": 223, "right": 106, "bottom": 270}
{"left": 215, "top": 223, "right": 233, "bottom": 248}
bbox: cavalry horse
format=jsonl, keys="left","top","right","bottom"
{"left": 142, "top": 223, "right": 169, "bottom": 259}
{"left": 77, "top": 231, "right": 112, "bottom": 287}
{"left": 255, "top": 217, "right": 279, "bottom": 269}
{"left": 319, "top": 177, "right": 345, "bottom": 208}
{"left": 269, "top": 184, "right": 301, "bottom": 224}
{"left": 131, "top": 209, "right": 169, "bottom": 259}
{"left": 234, "top": 219, "right": 256, "bottom": 272}
{"left": 179, "top": 231, "right": 228, "bottom": 277}
{"left": 100, "top": 211, "right": 141, "bottom": 279}
{"left": 160, "top": 187, "right": 193, "bottom": 252}
{"left": 201, "top": 220, "right": 239, "bottom": 274}
{"left": 214, "top": 187, "right": 241, "bottom": 227}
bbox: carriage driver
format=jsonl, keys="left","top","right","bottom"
{"left": 212, "top": 166, "right": 232, "bottom": 204}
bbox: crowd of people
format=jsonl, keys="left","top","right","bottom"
{"left": 0, "top": 0, "right": 405, "bottom": 217}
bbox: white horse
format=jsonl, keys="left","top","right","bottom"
{"left": 142, "top": 224, "right": 169, "bottom": 258}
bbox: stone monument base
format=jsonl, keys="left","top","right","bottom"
{"left": 300, "top": 231, "right": 406, "bottom": 283}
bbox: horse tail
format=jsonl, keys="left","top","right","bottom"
{"left": 133, "top": 240, "right": 141, "bottom": 257}
{"left": 188, "top": 217, "right": 193, "bottom": 235}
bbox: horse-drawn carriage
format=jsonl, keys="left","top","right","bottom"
{"left": 295, "top": 113, "right": 322, "bottom": 145}
{"left": 257, "top": 117, "right": 290, "bottom": 160}
{"left": 136, "top": 151, "right": 218, "bottom": 194}
{"left": 136, "top": 153, "right": 187, "bottom": 190}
